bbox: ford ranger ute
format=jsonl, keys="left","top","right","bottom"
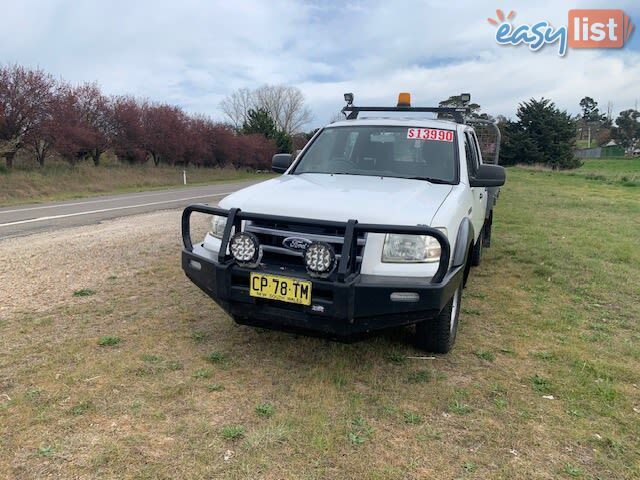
{"left": 181, "top": 93, "right": 506, "bottom": 353}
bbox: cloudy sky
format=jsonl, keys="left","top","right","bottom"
{"left": 2, "top": 0, "right": 639, "bottom": 128}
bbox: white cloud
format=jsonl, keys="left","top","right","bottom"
{"left": 1, "top": 0, "right": 638, "bottom": 128}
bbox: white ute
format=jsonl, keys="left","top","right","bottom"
{"left": 181, "top": 93, "right": 506, "bottom": 353}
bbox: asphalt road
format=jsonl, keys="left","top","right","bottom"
{"left": 0, "top": 180, "right": 260, "bottom": 239}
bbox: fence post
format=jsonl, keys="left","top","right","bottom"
{"left": 183, "top": 170, "right": 187, "bottom": 185}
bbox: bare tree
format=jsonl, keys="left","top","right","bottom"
{"left": 254, "top": 85, "right": 312, "bottom": 134}
{"left": 220, "top": 85, "right": 312, "bottom": 134}
{"left": 219, "top": 87, "right": 254, "bottom": 129}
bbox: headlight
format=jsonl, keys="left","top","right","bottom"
{"left": 382, "top": 229, "right": 447, "bottom": 263}
{"left": 210, "top": 215, "right": 227, "bottom": 239}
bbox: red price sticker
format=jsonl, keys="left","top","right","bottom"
{"left": 407, "top": 128, "right": 454, "bottom": 142}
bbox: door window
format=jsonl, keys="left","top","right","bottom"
{"left": 464, "top": 132, "right": 479, "bottom": 178}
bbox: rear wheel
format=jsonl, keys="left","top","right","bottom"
{"left": 470, "top": 228, "right": 484, "bottom": 267}
{"left": 483, "top": 212, "right": 493, "bottom": 248}
{"left": 414, "top": 284, "right": 462, "bottom": 353}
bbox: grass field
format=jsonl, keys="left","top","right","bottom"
{"left": 568, "top": 157, "right": 640, "bottom": 186}
{"left": 0, "top": 163, "right": 267, "bottom": 207}
{"left": 1, "top": 167, "right": 639, "bottom": 478}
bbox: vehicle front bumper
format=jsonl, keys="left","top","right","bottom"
{"left": 181, "top": 204, "right": 463, "bottom": 337}
{"left": 182, "top": 245, "right": 464, "bottom": 337}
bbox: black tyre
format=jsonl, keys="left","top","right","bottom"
{"left": 470, "top": 228, "right": 484, "bottom": 267}
{"left": 414, "top": 284, "right": 463, "bottom": 353}
{"left": 483, "top": 212, "right": 493, "bottom": 248}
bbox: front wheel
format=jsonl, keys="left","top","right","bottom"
{"left": 414, "top": 284, "right": 462, "bottom": 353}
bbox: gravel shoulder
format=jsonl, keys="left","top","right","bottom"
{"left": 0, "top": 208, "right": 209, "bottom": 317}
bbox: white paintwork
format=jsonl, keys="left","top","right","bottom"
{"left": 206, "top": 117, "right": 488, "bottom": 278}
{"left": 220, "top": 174, "right": 453, "bottom": 225}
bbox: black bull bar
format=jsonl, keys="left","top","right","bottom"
{"left": 181, "top": 204, "right": 450, "bottom": 283}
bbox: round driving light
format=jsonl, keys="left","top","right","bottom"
{"left": 229, "top": 232, "right": 261, "bottom": 266}
{"left": 304, "top": 242, "right": 335, "bottom": 276}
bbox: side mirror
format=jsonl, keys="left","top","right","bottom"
{"left": 272, "top": 153, "right": 293, "bottom": 173}
{"left": 470, "top": 164, "right": 506, "bottom": 187}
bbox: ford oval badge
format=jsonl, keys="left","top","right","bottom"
{"left": 283, "top": 237, "right": 312, "bottom": 251}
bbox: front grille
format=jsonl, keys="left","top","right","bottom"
{"left": 245, "top": 220, "right": 367, "bottom": 273}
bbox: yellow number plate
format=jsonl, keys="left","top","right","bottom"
{"left": 249, "top": 273, "right": 312, "bottom": 306}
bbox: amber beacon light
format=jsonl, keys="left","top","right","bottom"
{"left": 397, "top": 92, "right": 411, "bottom": 107}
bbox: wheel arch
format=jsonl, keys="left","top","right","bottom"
{"left": 452, "top": 217, "right": 475, "bottom": 268}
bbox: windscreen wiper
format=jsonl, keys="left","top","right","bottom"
{"left": 404, "top": 176, "right": 452, "bottom": 185}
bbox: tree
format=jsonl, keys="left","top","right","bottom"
{"left": 579, "top": 96, "right": 605, "bottom": 122}
{"left": 211, "top": 124, "right": 239, "bottom": 167}
{"left": 220, "top": 85, "right": 312, "bottom": 135}
{"left": 242, "top": 108, "right": 277, "bottom": 137}
{"left": 39, "top": 83, "right": 112, "bottom": 167}
{"left": 242, "top": 108, "right": 292, "bottom": 153}
{"left": 437, "top": 95, "right": 490, "bottom": 120}
{"left": 239, "top": 134, "right": 275, "bottom": 170}
{"left": 183, "top": 115, "right": 216, "bottom": 167}
{"left": 0, "top": 65, "right": 56, "bottom": 167}
{"left": 141, "top": 102, "right": 187, "bottom": 166}
{"left": 219, "top": 87, "right": 253, "bottom": 129}
{"left": 28, "top": 83, "right": 74, "bottom": 166}
{"left": 612, "top": 109, "right": 640, "bottom": 150}
{"left": 49, "top": 86, "right": 89, "bottom": 165}
{"left": 253, "top": 85, "right": 312, "bottom": 134}
{"left": 110, "top": 96, "right": 145, "bottom": 164}
{"left": 74, "top": 83, "right": 113, "bottom": 166}
{"left": 501, "top": 98, "right": 579, "bottom": 169}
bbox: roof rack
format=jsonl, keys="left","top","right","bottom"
{"left": 340, "top": 93, "right": 470, "bottom": 124}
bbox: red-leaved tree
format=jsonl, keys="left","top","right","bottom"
{"left": 141, "top": 102, "right": 187, "bottom": 166}
{"left": 110, "top": 95, "right": 145, "bottom": 164}
{"left": 0, "top": 64, "right": 56, "bottom": 167}
{"left": 74, "top": 83, "right": 113, "bottom": 166}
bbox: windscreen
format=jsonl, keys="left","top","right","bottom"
{"left": 293, "top": 126, "right": 457, "bottom": 183}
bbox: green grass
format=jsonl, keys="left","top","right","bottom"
{"left": 520, "top": 157, "right": 640, "bottom": 186}
{"left": 405, "top": 369, "right": 431, "bottom": 384}
{"left": 73, "top": 288, "right": 96, "bottom": 297}
{"left": 474, "top": 349, "right": 495, "bottom": 362}
{"left": 192, "top": 368, "right": 213, "bottom": 379}
{"left": 220, "top": 425, "right": 245, "bottom": 440}
{"left": 569, "top": 157, "right": 640, "bottom": 185}
{"left": 402, "top": 411, "right": 423, "bottom": 424}
{"left": 69, "top": 401, "right": 93, "bottom": 416}
{"left": 0, "top": 161, "right": 274, "bottom": 207}
{"left": 96, "top": 336, "right": 121, "bottom": 347}
{"left": 1, "top": 164, "right": 639, "bottom": 478}
{"left": 255, "top": 403, "right": 275, "bottom": 418}
{"left": 204, "top": 351, "right": 226, "bottom": 364}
